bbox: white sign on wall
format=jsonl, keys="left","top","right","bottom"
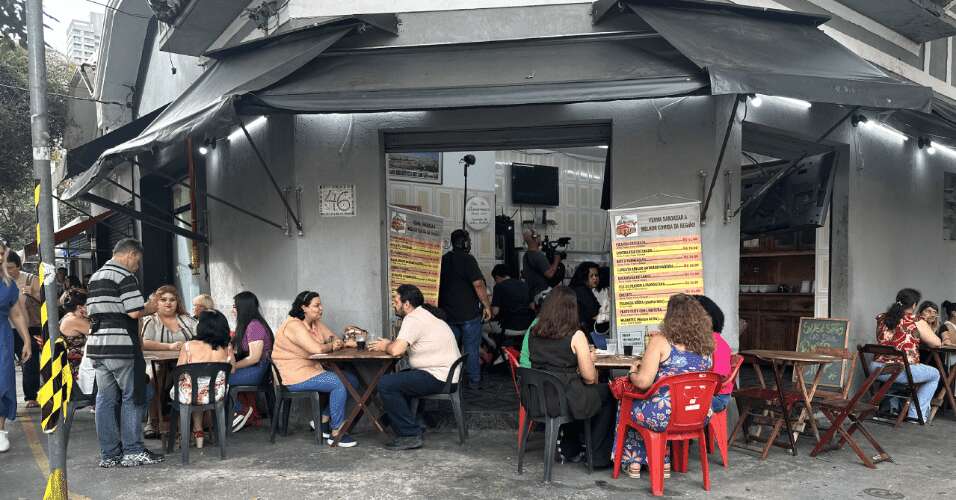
{"left": 465, "top": 196, "right": 492, "bottom": 231}
{"left": 320, "top": 184, "right": 356, "bottom": 217}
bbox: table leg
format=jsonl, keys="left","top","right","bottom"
{"left": 149, "top": 360, "right": 163, "bottom": 433}
{"left": 328, "top": 360, "right": 395, "bottom": 447}
{"left": 931, "top": 351, "right": 956, "bottom": 417}
{"left": 793, "top": 362, "right": 825, "bottom": 442}
{"left": 771, "top": 360, "right": 798, "bottom": 456}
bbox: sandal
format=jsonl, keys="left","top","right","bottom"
{"left": 627, "top": 464, "right": 641, "bottom": 479}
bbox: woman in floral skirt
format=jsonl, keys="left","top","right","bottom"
{"left": 619, "top": 294, "right": 714, "bottom": 479}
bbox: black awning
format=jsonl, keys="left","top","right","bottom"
{"left": 65, "top": 105, "right": 167, "bottom": 179}
{"left": 888, "top": 94, "right": 956, "bottom": 146}
{"left": 240, "top": 34, "right": 707, "bottom": 114}
{"left": 62, "top": 24, "right": 359, "bottom": 200}
{"left": 596, "top": 0, "right": 932, "bottom": 111}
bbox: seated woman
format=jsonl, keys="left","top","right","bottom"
{"left": 141, "top": 285, "right": 198, "bottom": 439}
{"left": 272, "top": 291, "right": 357, "bottom": 447}
{"left": 568, "top": 262, "right": 601, "bottom": 337}
{"left": 694, "top": 295, "right": 733, "bottom": 413}
{"left": 873, "top": 288, "right": 942, "bottom": 423}
{"left": 59, "top": 290, "right": 90, "bottom": 382}
{"left": 191, "top": 294, "right": 215, "bottom": 319}
{"left": 621, "top": 294, "right": 714, "bottom": 479}
{"left": 918, "top": 301, "right": 940, "bottom": 334}
{"left": 941, "top": 301, "right": 956, "bottom": 345}
{"left": 170, "top": 310, "right": 233, "bottom": 449}
{"left": 526, "top": 286, "right": 615, "bottom": 468}
{"left": 229, "top": 291, "right": 274, "bottom": 432}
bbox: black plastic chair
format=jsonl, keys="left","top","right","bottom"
{"left": 516, "top": 367, "right": 593, "bottom": 483}
{"left": 858, "top": 344, "right": 925, "bottom": 426}
{"left": 269, "top": 363, "right": 325, "bottom": 446}
{"left": 227, "top": 369, "right": 276, "bottom": 435}
{"left": 164, "top": 362, "right": 231, "bottom": 465}
{"left": 410, "top": 353, "right": 469, "bottom": 445}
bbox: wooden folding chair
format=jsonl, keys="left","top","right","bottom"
{"left": 810, "top": 363, "right": 903, "bottom": 468}
{"left": 805, "top": 347, "right": 858, "bottom": 401}
{"left": 857, "top": 344, "right": 925, "bottom": 426}
{"left": 730, "top": 353, "right": 803, "bottom": 459}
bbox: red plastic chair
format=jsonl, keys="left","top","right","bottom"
{"left": 612, "top": 371, "right": 722, "bottom": 497}
{"left": 502, "top": 346, "right": 527, "bottom": 448}
{"left": 708, "top": 354, "right": 744, "bottom": 467}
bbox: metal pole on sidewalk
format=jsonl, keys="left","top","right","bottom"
{"left": 26, "top": 1, "right": 70, "bottom": 498}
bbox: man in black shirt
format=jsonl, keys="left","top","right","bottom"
{"left": 521, "top": 229, "right": 562, "bottom": 306}
{"left": 490, "top": 264, "right": 533, "bottom": 347}
{"left": 438, "top": 229, "right": 492, "bottom": 389}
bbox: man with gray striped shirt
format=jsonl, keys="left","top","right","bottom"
{"left": 86, "top": 239, "right": 162, "bottom": 468}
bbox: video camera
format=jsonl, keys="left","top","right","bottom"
{"left": 541, "top": 236, "right": 571, "bottom": 287}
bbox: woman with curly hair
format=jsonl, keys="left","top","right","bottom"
{"left": 619, "top": 294, "right": 715, "bottom": 479}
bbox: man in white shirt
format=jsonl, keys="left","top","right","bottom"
{"left": 370, "top": 284, "right": 461, "bottom": 451}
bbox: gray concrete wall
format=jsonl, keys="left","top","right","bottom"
{"left": 135, "top": 32, "right": 203, "bottom": 118}
{"left": 744, "top": 100, "right": 956, "bottom": 353}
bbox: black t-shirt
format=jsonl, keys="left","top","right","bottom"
{"left": 492, "top": 278, "right": 534, "bottom": 331}
{"left": 573, "top": 285, "right": 600, "bottom": 333}
{"left": 438, "top": 249, "right": 484, "bottom": 323}
{"left": 523, "top": 250, "right": 550, "bottom": 301}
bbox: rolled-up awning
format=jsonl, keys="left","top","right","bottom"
{"left": 62, "top": 21, "right": 364, "bottom": 200}
{"left": 240, "top": 35, "right": 707, "bottom": 113}
{"left": 594, "top": 0, "right": 932, "bottom": 111}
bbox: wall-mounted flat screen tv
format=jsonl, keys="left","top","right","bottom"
{"left": 511, "top": 163, "right": 559, "bottom": 206}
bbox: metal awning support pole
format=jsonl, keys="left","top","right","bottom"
{"left": 52, "top": 194, "right": 133, "bottom": 238}
{"left": 732, "top": 106, "right": 857, "bottom": 218}
{"left": 131, "top": 159, "right": 286, "bottom": 231}
{"left": 103, "top": 178, "right": 194, "bottom": 228}
{"left": 82, "top": 193, "right": 209, "bottom": 243}
{"left": 237, "top": 119, "right": 304, "bottom": 235}
{"left": 701, "top": 95, "right": 741, "bottom": 224}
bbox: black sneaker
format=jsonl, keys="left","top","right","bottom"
{"left": 98, "top": 456, "right": 122, "bottom": 468}
{"left": 384, "top": 436, "right": 423, "bottom": 451}
{"left": 120, "top": 449, "right": 165, "bottom": 467}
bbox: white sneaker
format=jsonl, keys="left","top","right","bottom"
{"left": 0, "top": 430, "right": 10, "bottom": 452}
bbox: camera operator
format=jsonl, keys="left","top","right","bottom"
{"left": 521, "top": 229, "right": 563, "bottom": 306}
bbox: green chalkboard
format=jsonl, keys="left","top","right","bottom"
{"left": 794, "top": 317, "right": 851, "bottom": 389}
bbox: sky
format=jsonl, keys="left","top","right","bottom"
{"left": 42, "top": 0, "right": 105, "bottom": 54}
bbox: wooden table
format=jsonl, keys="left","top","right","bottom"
{"left": 309, "top": 349, "right": 399, "bottom": 446}
{"left": 923, "top": 345, "right": 956, "bottom": 420}
{"left": 741, "top": 349, "right": 842, "bottom": 456}
{"left": 143, "top": 350, "right": 180, "bottom": 433}
{"left": 594, "top": 354, "right": 641, "bottom": 370}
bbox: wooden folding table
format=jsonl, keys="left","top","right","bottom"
{"left": 310, "top": 349, "right": 398, "bottom": 446}
{"left": 924, "top": 345, "right": 956, "bottom": 421}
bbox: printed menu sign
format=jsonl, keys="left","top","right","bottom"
{"left": 388, "top": 206, "right": 444, "bottom": 305}
{"left": 610, "top": 201, "right": 703, "bottom": 355}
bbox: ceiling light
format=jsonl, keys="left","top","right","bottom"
{"left": 227, "top": 116, "right": 268, "bottom": 142}
{"left": 198, "top": 146, "right": 209, "bottom": 155}
{"left": 597, "top": 145, "right": 609, "bottom": 149}
{"left": 771, "top": 96, "right": 812, "bottom": 109}
{"left": 867, "top": 122, "right": 908, "bottom": 143}
{"left": 749, "top": 95, "right": 762, "bottom": 107}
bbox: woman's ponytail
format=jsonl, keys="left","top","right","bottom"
{"left": 883, "top": 288, "right": 921, "bottom": 330}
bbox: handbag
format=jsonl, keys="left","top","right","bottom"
{"left": 608, "top": 374, "right": 636, "bottom": 400}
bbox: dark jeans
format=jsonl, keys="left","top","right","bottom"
{"left": 557, "top": 384, "right": 616, "bottom": 467}
{"left": 711, "top": 394, "right": 731, "bottom": 413}
{"left": 449, "top": 317, "right": 482, "bottom": 385}
{"left": 12, "top": 327, "right": 41, "bottom": 401}
{"left": 378, "top": 369, "right": 445, "bottom": 438}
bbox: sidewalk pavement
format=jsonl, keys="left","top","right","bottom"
{"left": 3, "top": 371, "right": 955, "bottom": 499}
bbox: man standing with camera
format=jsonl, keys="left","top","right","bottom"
{"left": 521, "top": 229, "right": 563, "bottom": 306}
{"left": 439, "top": 229, "right": 491, "bottom": 390}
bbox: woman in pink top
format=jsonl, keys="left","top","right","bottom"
{"left": 694, "top": 295, "right": 733, "bottom": 412}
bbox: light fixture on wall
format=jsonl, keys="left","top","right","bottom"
{"left": 227, "top": 116, "right": 268, "bottom": 142}
{"left": 749, "top": 94, "right": 763, "bottom": 107}
{"left": 198, "top": 146, "right": 209, "bottom": 155}
{"left": 918, "top": 137, "right": 936, "bottom": 155}
{"left": 852, "top": 114, "right": 908, "bottom": 143}
{"left": 748, "top": 94, "right": 811, "bottom": 109}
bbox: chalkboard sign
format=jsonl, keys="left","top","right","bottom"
{"left": 794, "top": 317, "right": 851, "bottom": 389}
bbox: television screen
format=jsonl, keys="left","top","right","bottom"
{"left": 511, "top": 163, "right": 559, "bottom": 206}
{"left": 740, "top": 151, "right": 836, "bottom": 236}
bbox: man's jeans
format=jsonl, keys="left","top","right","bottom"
{"left": 871, "top": 361, "right": 940, "bottom": 422}
{"left": 449, "top": 317, "right": 481, "bottom": 386}
{"left": 93, "top": 358, "right": 148, "bottom": 459}
{"left": 378, "top": 369, "right": 445, "bottom": 437}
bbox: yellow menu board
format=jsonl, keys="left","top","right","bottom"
{"left": 610, "top": 202, "right": 703, "bottom": 355}
{"left": 388, "top": 206, "right": 444, "bottom": 305}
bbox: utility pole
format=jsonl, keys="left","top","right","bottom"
{"left": 26, "top": 1, "right": 70, "bottom": 499}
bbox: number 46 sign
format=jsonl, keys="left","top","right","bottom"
{"left": 320, "top": 184, "right": 356, "bottom": 217}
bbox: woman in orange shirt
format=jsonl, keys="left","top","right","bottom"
{"left": 272, "top": 291, "right": 357, "bottom": 447}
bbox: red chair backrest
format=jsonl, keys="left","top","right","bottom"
{"left": 723, "top": 354, "right": 744, "bottom": 391}
{"left": 503, "top": 347, "right": 521, "bottom": 395}
{"left": 653, "top": 372, "right": 721, "bottom": 433}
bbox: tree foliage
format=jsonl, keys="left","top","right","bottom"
{"left": 0, "top": 35, "right": 74, "bottom": 248}
{"left": 0, "top": 0, "right": 26, "bottom": 49}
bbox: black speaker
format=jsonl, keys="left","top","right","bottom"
{"left": 495, "top": 214, "right": 518, "bottom": 278}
